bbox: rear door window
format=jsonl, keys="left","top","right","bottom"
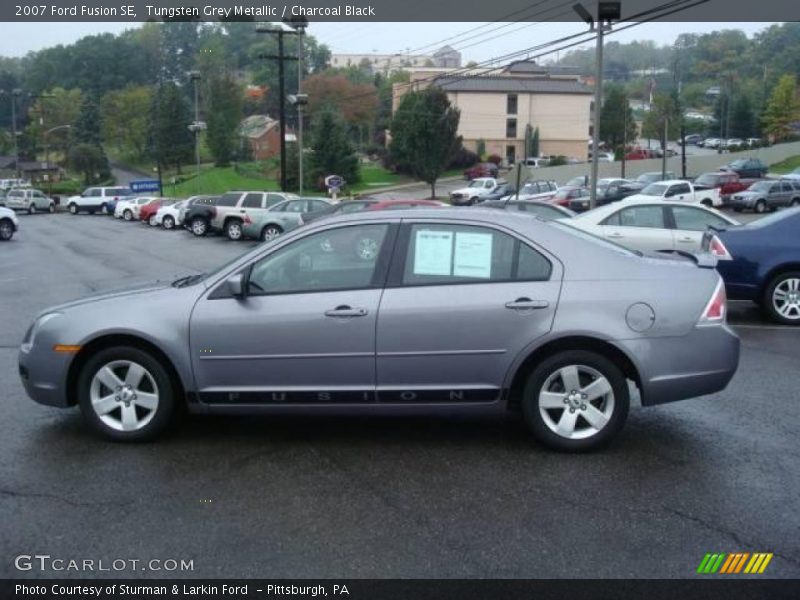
{"left": 241, "top": 194, "right": 264, "bottom": 208}
{"left": 606, "top": 206, "right": 666, "bottom": 228}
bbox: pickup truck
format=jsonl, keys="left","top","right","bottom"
{"left": 625, "top": 179, "right": 722, "bottom": 208}
{"left": 693, "top": 171, "right": 748, "bottom": 203}
{"left": 449, "top": 177, "right": 499, "bottom": 206}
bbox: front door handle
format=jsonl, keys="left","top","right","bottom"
{"left": 505, "top": 297, "right": 549, "bottom": 310}
{"left": 608, "top": 232, "right": 624, "bottom": 238}
{"left": 677, "top": 237, "right": 694, "bottom": 243}
{"left": 325, "top": 305, "right": 368, "bottom": 318}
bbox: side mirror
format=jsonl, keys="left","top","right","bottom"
{"left": 226, "top": 273, "right": 246, "bottom": 298}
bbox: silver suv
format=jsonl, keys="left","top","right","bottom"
{"left": 4, "top": 188, "right": 55, "bottom": 214}
{"left": 211, "top": 191, "right": 297, "bottom": 240}
{"left": 19, "top": 208, "right": 739, "bottom": 451}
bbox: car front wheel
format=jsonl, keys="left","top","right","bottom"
{"left": 0, "top": 219, "right": 14, "bottom": 241}
{"left": 163, "top": 215, "right": 175, "bottom": 230}
{"left": 149, "top": 215, "right": 158, "bottom": 227}
{"left": 28, "top": 203, "right": 36, "bottom": 214}
{"left": 48, "top": 203, "right": 55, "bottom": 213}
{"left": 123, "top": 209, "right": 133, "bottom": 221}
{"left": 754, "top": 200, "right": 766, "bottom": 214}
{"left": 191, "top": 217, "right": 208, "bottom": 237}
{"left": 68, "top": 203, "right": 78, "bottom": 214}
{"left": 261, "top": 224, "right": 283, "bottom": 242}
{"left": 225, "top": 219, "right": 244, "bottom": 241}
{"left": 77, "top": 346, "right": 176, "bottom": 442}
{"left": 764, "top": 271, "right": 800, "bottom": 325}
{"left": 522, "top": 350, "right": 629, "bottom": 452}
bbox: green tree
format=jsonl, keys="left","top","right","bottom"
{"left": 69, "top": 143, "right": 107, "bottom": 184}
{"left": 308, "top": 108, "right": 360, "bottom": 188}
{"left": 389, "top": 87, "right": 461, "bottom": 198}
{"left": 206, "top": 74, "right": 243, "bottom": 166}
{"left": 72, "top": 96, "right": 104, "bottom": 146}
{"left": 762, "top": 75, "right": 800, "bottom": 142}
{"left": 148, "top": 82, "right": 194, "bottom": 173}
{"left": 642, "top": 92, "right": 681, "bottom": 141}
{"left": 529, "top": 126, "right": 540, "bottom": 158}
{"left": 729, "top": 94, "right": 755, "bottom": 139}
{"left": 101, "top": 85, "right": 152, "bottom": 160}
{"left": 599, "top": 84, "right": 637, "bottom": 152}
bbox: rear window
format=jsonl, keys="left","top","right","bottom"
{"left": 551, "top": 221, "right": 640, "bottom": 256}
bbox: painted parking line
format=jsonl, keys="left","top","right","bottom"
{"left": 731, "top": 324, "right": 798, "bottom": 331}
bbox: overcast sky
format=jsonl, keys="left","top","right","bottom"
{"left": 0, "top": 21, "right": 775, "bottom": 62}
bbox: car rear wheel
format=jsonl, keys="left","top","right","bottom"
{"left": 68, "top": 203, "right": 78, "bottom": 215}
{"left": 791, "top": 199, "right": 800, "bottom": 207}
{"left": 78, "top": 346, "right": 176, "bottom": 442}
{"left": 701, "top": 199, "right": 712, "bottom": 207}
{"left": 191, "top": 217, "right": 208, "bottom": 237}
{"left": 0, "top": 219, "right": 13, "bottom": 241}
{"left": 522, "top": 350, "right": 629, "bottom": 452}
{"left": 754, "top": 200, "right": 766, "bottom": 214}
{"left": 163, "top": 215, "right": 175, "bottom": 230}
{"left": 48, "top": 203, "right": 55, "bottom": 213}
{"left": 123, "top": 209, "right": 133, "bottom": 221}
{"left": 28, "top": 203, "right": 36, "bottom": 214}
{"left": 99, "top": 203, "right": 108, "bottom": 215}
{"left": 225, "top": 219, "right": 244, "bottom": 241}
{"left": 763, "top": 271, "right": 800, "bottom": 325}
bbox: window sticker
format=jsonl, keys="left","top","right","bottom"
{"left": 413, "top": 230, "right": 453, "bottom": 275}
{"left": 454, "top": 232, "right": 493, "bottom": 279}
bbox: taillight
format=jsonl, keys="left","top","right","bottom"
{"left": 708, "top": 235, "right": 733, "bottom": 260}
{"left": 700, "top": 278, "right": 727, "bottom": 324}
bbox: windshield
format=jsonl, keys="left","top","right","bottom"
{"left": 748, "top": 181, "right": 772, "bottom": 192}
{"left": 553, "top": 189, "right": 571, "bottom": 199}
{"left": 729, "top": 160, "right": 747, "bottom": 168}
{"left": 550, "top": 221, "right": 641, "bottom": 256}
{"left": 637, "top": 174, "right": 659, "bottom": 183}
{"left": 641, "top": 183, "right": 669, "bottom": 196}
{"left": 695, "top": 174, "right": 720, "bottom": 186}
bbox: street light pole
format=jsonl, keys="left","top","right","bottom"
{"left": 11, "top": 89, "right": 21, "bottom": 179}
{"left": 297, "top": 28, "right": 305, "bottom": 195}
{"left": 188, "top": 71, "right": 202, "bottom": 194}
{"left": 43, "top": 124, "right": 70, "bottom": 197}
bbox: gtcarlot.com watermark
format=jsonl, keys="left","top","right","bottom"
{"left": 14, "top": 554, "right": 194, "bottom": 573}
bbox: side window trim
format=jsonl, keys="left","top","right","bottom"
{"left": 386, "top": 221, "right": 552, "bottom": 288}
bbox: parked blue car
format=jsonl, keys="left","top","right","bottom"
{"left": 704, "top": 207, "right": 800, "bottom": 325}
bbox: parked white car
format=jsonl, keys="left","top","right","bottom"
{"left": 564, "top": 197, "right": 739, "bottom": 254}
{"left": 66, "top": 186, "right": 134, "bottom": 215}
{"left": 0, "top": 206, "right": 19, "bottom": 240}
{"left": 153, "top": 200, "right": 186, "bottom": 230}
{"left": 115, "top": 196, "right": 158, "bottom": 221}
{"left": 4, "top": 188, "right": 55, "bottom": 214}
{"left": 449, "top": 177, "right": 499, "bottom": 206}
{"left": 625, "top": 179, "right": 722, "bottom": 208}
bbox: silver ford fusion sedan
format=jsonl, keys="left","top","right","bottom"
{"left": 18, "top": 209, "right": 740, "bottom": 451}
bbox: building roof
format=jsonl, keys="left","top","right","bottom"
{"left": 433, "top": 45, "right": 460, "bottom": 57}
{"left": 434, "top": 75, "right": 591, "bottom": 95}
{"left": 17, "top": 161, "right": 58, "bottom": 171}
{"left": 239, "top": 115, "right": 278, "bottom": 139}
{"left": 0, "top": 156, "right": 16, "bottom": 169}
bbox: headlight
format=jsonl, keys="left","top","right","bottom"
{"left": 22, "top": 312, "right": 62, "bottom": 349}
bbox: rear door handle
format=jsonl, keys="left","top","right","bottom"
{"left": 505, "top": 298, "right": 549, "bottom": 310}
{"left": 677, "top": 237, "right": 695, "bottom": 243}
{"left": 608, "top": 232, "right": 624, "bottom": 238}
{"left": 325, "top": 305, "right": 368, "bottom": 318}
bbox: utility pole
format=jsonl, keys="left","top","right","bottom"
{"left": 661, "top": 116, "right": 668, "bottom": 180}
{"left": 187, "top": 71, "right": 205, "bottom": 195}
{"left": 11, "top": 89, "right": 21, "bottom": 178}
{"left": 573, "top": 1, "right": 620, "bottom": 210}
{"left": 257, "top": 24, "right": 302, "bottom": 192}
{"left": 621, "top": 92, "right": 627, "bottom": 179}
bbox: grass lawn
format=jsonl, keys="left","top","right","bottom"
{"left": 348, "top": 163, "right": 411, "bottom": 193}
{"left": 161, "top": 165, "right": 279, "bottom": 197}
{"left": 770, "top": 156, "right": 800, "bottom": 174}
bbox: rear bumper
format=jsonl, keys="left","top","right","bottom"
{"left": 614, "top": 324, "right": 740, "bottom": 406}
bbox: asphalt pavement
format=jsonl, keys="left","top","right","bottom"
{"left": 1, "top": 213, "right": 798, "bottom": 579}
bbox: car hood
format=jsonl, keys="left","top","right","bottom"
{"left": 451, "top": 186, "right": 483, "bottom": 195}
{"left": 731, "top": 190, "right": 762, "bottom": 198}
{"left": 37, "top": 280, "right": 191, "bottom": 316}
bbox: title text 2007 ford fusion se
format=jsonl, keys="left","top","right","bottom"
{"left": 18, "top": 208, "right": 739, "bottom": 451}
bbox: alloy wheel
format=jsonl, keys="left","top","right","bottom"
{"left": 192, "top": 219, "right": 207, "bottom": 236}
{"left": 163, "top": 216, "right": 174, "bottom": 230}
{"left": 124, "top": 210, "right": 132, "bottom": 221}
{"left": 772, "top": 278, "right": 800, "bottom": 321}
{"left": 227, "top": 222, "right": 243, "bottom": 240}
{"left": 28, "top": 204, "right": 36, "bottom": 214}
{"left": 0, "top": 221, "right": 12, "bottom": 240}
{"left": 538, "top": 364, "right": 615, "bottom": 440}
{"left": 69, "top": 204, "right": 77, "bottom": 214}
{"left": 262, "top": 226, "right": 282, "bottom": 242}
{"left": 89, "top": 360, "right": 160, "bottom": 432}
{"left": 755, "top": 200, "right": 766, "bottom": 214}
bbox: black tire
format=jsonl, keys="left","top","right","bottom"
{"left": 701, "top": 199, "right": 712, "bottom": 208}
{"left": 48, "top": 203, "right": 55, "bottom": 213}
{"left": 733, "top": 207, "right": 742, "bottom": 213}
{"left": 261, "top": 224, "right": 283, "bottom": 242}
{"left": 521, "top": 350, "right": 629, "bottom": 452}
{"left": 225, "top": 219, "right": 244, "bottom": 241}
{"left": 68, "top": 203, "right": 78, "bottom": 215}
{"left": 0, "top": 219, "right": 14, "bottom": 241}
{"left": 762, "top": 271, "right": 800, "bottom": 326}
{"left": 791, "top": 199, "right": 800, "bottom": 208}
{"left": 163, "top": 215, "right": 175, "bottom": 230}
{"left": 28, "top": 203, "right": 36, "bottom": 214}
{"left": 77, "top": 346, "right": 177, "bottom": 442}
{"left": 190, "top": 217, "right": 208, "bottom": 237}
{"left": 123, "top": 209, "right": 133, "bottom": 221}
{"left": 99, "top": 203, "right": 108, "bottom": 215}
{"left": 754, "top": 200, "right": 766, "bottom": 214}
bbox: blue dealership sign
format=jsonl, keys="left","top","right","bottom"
{"left": 130, "top": 180, "right": 161, "bottom": 193}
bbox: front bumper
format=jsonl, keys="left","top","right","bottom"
{"left": 614, "top": 324, "right": 740, "bottom": 406}
{"left": 18, "top": 342, "right": 74, "bottom": 408}
{"left": 729, "top": 195, "right": 756, "bottom": 209}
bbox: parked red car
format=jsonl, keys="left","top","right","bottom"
{"left": 366, "top": 199, "right": 448, "bottom": 210}
{"left": 693, "top": 171, "right": 748, "bottom": 202}
{"left": 549, "top": 186, "right": 590, "bottom": 207}
{"left": 624, "top": 147, "right": 656, "bottom": 161}
{"left": 138, "top": 199, "right": 169, "bottom": 225}
{"left": 464, "top": 162, "right": 499, "bottom": 180}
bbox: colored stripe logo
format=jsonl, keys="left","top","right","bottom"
{"left": 697, "top": 552, "right": 773, "bottom": 574}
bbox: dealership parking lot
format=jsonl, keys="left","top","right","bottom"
{"left": 1, "top": 212, "right": 799, "bottom": 578}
